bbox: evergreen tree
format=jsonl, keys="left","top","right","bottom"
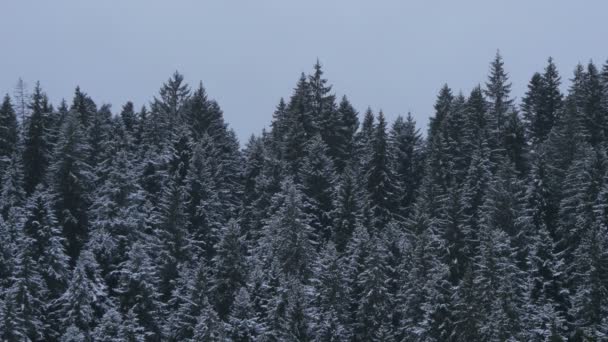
{"left": 121, "top": 101, "right": 137, "bottom": 134}
{"left": 71, "top": 86, "right": 97, "bottom": 128}
{"left": 154, "top": 174, "right": 191, "bottom": 300}
{"left": 485, "top": 51, "right": 513, "bottom": 146}
{"left": 522, "top": 58, "right": 563, "bottom": 144}
{"left": 228, "top": 287, "right": 260, "bottom": 342}
{"left": 114, "top": 242, "right": 163, "bottom": 341}
{"left": 49, "top": 111, "right": 92, "bottom": 261}
{"left": 184, "top": 136, "right": 221, "bottom": 260}
{"left": 354, "top": 236, "right": 390, "bottom": 340}
{"left": 211, "top": 220, "right": 247, "bottom": 319}
{"left": 0, "top": 153, "right": 25, "bottom": 220}
{"left": 5, "top": 235, "right": 48, "bottom": 341}
{"left": 366, "top": 111, "right": 398, "bottom": 229}
{"left": 22, "top": 82, "right": 50, "bottom": 194}
{"left": 333, "top": 95, "right": 359, "bottom": 171}
{"left": 390, "top": 113, "right": 424, "bottom": 218}
{"left": 259, "top": 179, "right": 315, "bottom": 281}
{"left": 310, "top": 242, "right": 350, "bottom": 340}
{"left": 0, "top": 94, "right": 18, "bottom": 169}
{"left": 190, "top": 298, "right": 227, "bottom": 341}
{"left": 331, "top": 163, "right": 363, "bottom": 253}
{"left": 152, "top": 71, "right": 191, "bottom": 135}
{"left": 299, "top": 135, "right": 337, "bottom": 242}
{"left": 163, "top": 259, "right": 210, "bottom": 341}
{"left": 56, "top": 251, "right": 109, "bottom": 340}
{"left": 22, "top": 188, "right": 70, "bottom": 298}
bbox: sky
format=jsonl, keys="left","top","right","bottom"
{"left": 2, "top": 1, "right": 608, "bottom": 143}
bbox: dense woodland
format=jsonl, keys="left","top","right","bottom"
{"left": 0, "top": 53, "right": 607, "bottom": 341}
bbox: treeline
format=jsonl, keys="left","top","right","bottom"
{"left": 0, "top": 54, "right": 607, "bottom": 341}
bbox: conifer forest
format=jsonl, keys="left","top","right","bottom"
{"left": 1, "top": 53, "right": 608, "bottom": 341}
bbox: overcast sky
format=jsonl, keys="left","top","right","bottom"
{"left": 2, "top": 1, "right": 607, "bottom": 142}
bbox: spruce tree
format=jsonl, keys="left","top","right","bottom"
{"left": 22, "top": 188, "right": 70, "bottom": 298}
{"left": 485, "top": 51, "right": 513, "bottom": 145}
{"left": 22, "top": 82, "right": 50, "bottom": 194}
{"left": 114, "top": 242, "right": 163, "bottom": 341}
{"left": 390, "top": 113, "right": 424, "bottom": 218}
{"left": 211, "top": 220, "right": 247, "bottom": 319}
{"left": 49, "top": 111, "right": 92, "bottom": 262}
{"left": 522, "top": 58, "right": 563, "bottom": 144}
{"left": 366, "top": 111, "right": 398, "bottom": 229}
{"left": 259, "top": 179, "right": 315, "bottom": 281}
{"left": 0, "top": 94, "right": 18, "bottom": 170}
{"left": 299, "top": 135, "right": 336, "bottom": 243}
{"left": 331, "top": 163, "right": 363, "bottom": 253}
{"left": 227, "top": 287, "right": 260, "bottom": 342}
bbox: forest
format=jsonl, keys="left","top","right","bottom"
{"left": 0, "top": 53, "right": 607, "bottom": 341}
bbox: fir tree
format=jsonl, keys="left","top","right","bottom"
{"left": 0, "top": 94, "right": 18, "bottom": 169}
{"left": 114, "top": 242, "right": 163, "bottom": 341}
{"left": 49, "top": 111, "right": 92, "bottom": 262}
{"left": 485, "top": 51, "right": 513, "bottom": 145}
{"left": 390, "top": 113, "right": 424, "bottom": 218}
{"left": 366, "top": 111, "right": 398, "bottom": 229}
{"left": 299, "top": 135, "right": 337, "bottom": 242}
{"left": 228, "top": 287, "right": 260, "bottom": 342}
{"left": 260, "top": 179, "right": 315, "bottom": 281}
{"left": 211, "top": 220, "right": 247, "bottom": 319}
{"left": 120, "top": 101, "right": 137, "bottom": 134}
{"left": 22, "top": 82, "right": 50, "bottom": 194}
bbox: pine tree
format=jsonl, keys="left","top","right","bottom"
{"left": 22, "top": 188, "right": 70, "bottom": 298}
{"left": 429, "top": 84, "right": 453, "bottom": 141}
{"left": 310, "top": 242, "right": 350, "bottom": 340}
{"left": 211, "top": 220, "right": 247, "bottom": 319}
{"left": 183, "top": 136, "right": 221, "bottom": 259}
{"left": 354, "top": 236, "right": 390, "bottom": 340}
{"left": 163, "top": 259, "right": 210, "bottom": 341}
{"left": 0, "top": 153, "right": 25, "bottom": 220}
{"left": 13, "top": 78, "right": 29, "bottom": 122}
{"left": 0, "top": 94, "right": 18, "bottom": 169}
{"left": 22, "top": 82, "right": 50, "bottom": 194}
{"left": 282, "top": 72, "right": 315, "bottom": 174}
{"left": 464, "top": 85, "right": 489, "bottom": 151}
{"left": 227, "top": 287, "right": 260, "bottom": 342}
{"left": 390, "top": 113, "right": 424, "bottom": 218}
{"left": 366, "top": 111, "right": 398, "bottom": 229}
{"left": 56, "top": 251, "right": 109, "bottom": 340}
{"left": 121, "top": 101, "right": 137, "bottom": 134}
{"left": 190, "top": 298, "right": 227, "bottom": 341}
{"left": 6, "top": 235, "right": 49, "bottom": 341}
{"left": 93, "top": 308, "right": 124, "bottom": 342}
{"left": 71, "top": 86, "right": 97, "bottom": 128}
{"left": 155, "top": 173, "right": 191, "bottom": 300}
{"left": 485, "top": 51, "right": 513, "bottom": 147}
{"left": 49, "top": 111, "right": 92, "bottom": 261}
{"left": 331, "top": 163, "right": 363, "bottom": 253}
{"left": 114, "top": 242, "right": 163, "bottom": 341}
{"left": 567, "top": 170, "right": 608, "bottom": 339}
{"left": 579, "top": 62, "right": 605, "bottom": 146}
{"left": 152, "top": 71, "right": 191, "bottom": 136}
{"left": 522, "top": 58, "right": 563, "bottom": 144}
{"left": 333, "top": 95, "right": 359, "bottom": 171}
{"left": 270, "top": 98, "right": 289, "bottom": 157}
{"left": 120, "top": 309, "right": 147, "bottom": 342}
{"left": 299, "top": 135, "right": 337, "bottom": 242}
{"left": 259, "top": 179, "right": 315, "bottom": 281}
{"left": 502, "top": 111, "right": 527, "bottom": 175}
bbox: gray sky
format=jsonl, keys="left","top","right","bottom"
{"left": 2, "top": 1, "right": 607, "bottom": 142}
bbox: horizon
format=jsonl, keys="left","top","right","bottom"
{"left": 3, "top": 1, "right": 608, "bottom": 142}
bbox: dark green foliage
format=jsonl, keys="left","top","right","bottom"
{"left": 0, "top": 95, "right": 18, "bottom": 169}
{"left": 1, "top": 58, "right": 607, "bottom": 341}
